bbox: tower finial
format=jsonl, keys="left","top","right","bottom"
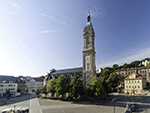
{"left": 88, "top": 5, "right": 90, "bottom": 15}
{"left": 87, "top": 6, "right": 91, "bottom": 22}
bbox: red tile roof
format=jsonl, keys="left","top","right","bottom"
{"left": 115, "top": 66, "right": 150, "bottom": 72}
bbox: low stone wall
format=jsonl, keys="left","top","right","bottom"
{"left": 0, "top": 101, "right": 6, "bottom": 106}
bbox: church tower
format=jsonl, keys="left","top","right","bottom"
{"left": 83, "top": 7, "right": 96, "bottom": 91}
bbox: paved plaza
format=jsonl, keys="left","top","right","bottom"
{"left": 0, "top": 94, "right": 150, "bottom": 113}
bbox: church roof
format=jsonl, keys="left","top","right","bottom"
{"left": 46, "top": 67, "right": 83, "bottom": 81}
{"left": 51, "top": 67, "right": 83, "bottom": 75}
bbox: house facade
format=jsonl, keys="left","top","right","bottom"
{"left": 25, "top": 78, "right": 36, "bottom": 93}
{"left": 124, "top": 73, "right": 146, "bottom": 95}
{"left": 34, "top": 78, "right": 44, "bottom": 89}
{"left": 0, "top": 76, "right": 17, "bottom": 97}
{"left": 15, "top": 77, "right": 26, "bottom": 94}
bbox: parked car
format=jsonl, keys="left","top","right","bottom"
{"left": 130, "top": 104, "right": 138, "bottom": 109}
{"left": 124, "top": 109, "right": 132, "bottom": 113}
{"left": 1, "top": 107, "right": 29, "bottom": 113}
{"left": 12, "top": 93, "right": 21, "bottom": 98}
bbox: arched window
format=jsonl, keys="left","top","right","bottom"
{"left": 87, "top": 63, "right": 89, "bottom": 70}
{"left": 86, "top": 36, "right": 89, "bottom": 44}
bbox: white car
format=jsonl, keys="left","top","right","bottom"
{"left": 1, "top": 107, "right": 29, "bottom": 113}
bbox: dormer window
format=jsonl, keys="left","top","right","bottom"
{"left": 86, "top": 36, "right": 89, "bottom": 44}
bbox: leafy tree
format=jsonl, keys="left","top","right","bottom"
{"left": 47, "top": 77, "right": 57, "bottom": 97}
{"left": 55, "top": 75, "right": 71, "bottom": 98}
{"left": 118, "top": 65, "right": 123, "bottom": 69}
{"left": 39, "top": 75, "right": 45, "bottom": 79}
{"left": 41, "top": 85, "right": 47, "bottom": 97}
{"left": 35, "top": 88, "right": 40, "bottom": 95}
{"left": 101, "top": 69, "right": 111, "bottom": 80}
{"left": 6, "top": 90, "right": 11, "bottom": 99}
{"left": 89, "top": 76, "right": 105, "bottom": 98}
{"left": 101, "top": 80, "right": 111, "bottom": 94}
{"left": 123, "top": 63, "right": 129, "bottom": 69}
{"left": 107, "top": 73, "right": 119, "bottom": 92}
{"left": 70, "top": 73, "right": 84, "bottom": 99}
{"left": 113, "top": 64, "right": 119, "bottom": 71}
{"left": 129, "top": 61, "right": 141, "bottom": 68}
{"left": 119, "top": 75, "right": 125, "bottom": 81}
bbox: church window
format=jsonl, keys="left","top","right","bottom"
{"left": 87, "top": 63, "right": 89, "bottom": 70}
{"left": 86, "top": 36, "right": 89, "bottom": 44}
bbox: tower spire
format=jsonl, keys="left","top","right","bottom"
{"left": 87, "top": 6, "right": 91, "bottom": 22}
{"left": 88, "top": 5, "right": 90, "bottom": 15}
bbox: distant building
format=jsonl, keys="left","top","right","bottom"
{"left": 115, "top": 66, "right": 150, "bottom": 81}
{"left": 141, "top": 60, "right": 150, "bottom": 66}
{"left": 96, "top": 68, "right": 103, "bottom": 73}
{"left": 33, "top": 78, "right": 44, "bottom": 89}
{"left": 25, "top": 78, "right": 36, "bottom": 93}
{"left": 0, "top": 75, "right": 17, "bottom": 97}
{"left": 43, "top": 75, "right": 48, "bottom": 86}
{"left": 124, "top": 73, "right": 146, "bottom": 95}
{"left": 18, "top": 76, "right": 27, "bottom": 81}
{"left": 15, "top": 77, "right": 26, "bottom": 94}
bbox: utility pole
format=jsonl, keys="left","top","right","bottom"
{"left": 112, "top": 98, "right": 116, "bottom": 113}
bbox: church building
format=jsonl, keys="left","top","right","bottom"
{"left": 44, "top": 8, "right": 96, "bottom": 90}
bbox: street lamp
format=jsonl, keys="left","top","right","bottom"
{"left": 14, "top": 105, "right": 16, "bottom": 112}
{"left": 112, "top": 98, "right": 116, "bottom": 113}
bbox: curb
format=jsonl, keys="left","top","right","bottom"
{"left": 0, "top": 101, "right": 6, "bottom": 106}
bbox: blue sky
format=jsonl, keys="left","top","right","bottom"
{"left": 0, "top": 0, "right": 150, "bottom": 77}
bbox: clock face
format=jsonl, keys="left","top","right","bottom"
{"left": 86, "top": 56, "right": 90, "bottom": 62}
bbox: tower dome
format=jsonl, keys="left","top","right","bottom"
{"left": 85, "top": 6, "right": 92, "bottom": 28}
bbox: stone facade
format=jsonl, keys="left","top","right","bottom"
{"left": 83, "top": 9, "right": 96, "bottom": 91}
{"left": 124, "top": 73, "right": 146, "bottom": 95}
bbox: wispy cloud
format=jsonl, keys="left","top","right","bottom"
{"left": 12, "top": 3, "right": 22, "bottom": 8}
{"left": 97, "top": 48, "right": 150, "bottom": 68}
{"left": 7, "top": 3, "right": 22, "bottom": 15}
{"left": 7, "top": 11, "right": 16, "bottom": 15}
{"left": 41, "top": 13, "right": 70, "bottom": 26}
{"left": 21, "top": 30, "right": 61, "bottom": 34}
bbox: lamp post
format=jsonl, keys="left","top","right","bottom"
{"left": 14, "top": 105, "right": 16, "bottom": 112}
{"left": 112, "top": 98, "right": 116, "bottom": 113}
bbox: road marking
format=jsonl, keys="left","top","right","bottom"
{"left": 36, "top": 98, "right": 40, "bottom": 106}
{"left": 40, "top": 109, "right": 43, "bottom": 113}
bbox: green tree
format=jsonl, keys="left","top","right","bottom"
{"left": 101, "top": 81, "right": 111, "bottom": 94}
{"left": 89, "top": 76, "right": 105, "bottom": 98}
{"left": 113, "top": 64, "right": 119, "bottom": 71}
{"left": 35, "top": 88, "right": 40, "bottom": 95}
{"left": 70, "top": 73, "right": 84, "bottom": 99}
{"left": 123, "top": 63, "right": 129, "bottom": 69}
{"left": 129, "top": 61, "right": 141, "bottom": 68}
{"left": 41, "top": 85, "right": 47, "bottom": 97}
{"left": 55, "top": 75, "right": 71, "bottom": 98}
{"left": 47, "top": 77, "right": 57, "bottom": 97}
{"left": 107, "top": 73, "right": 120, "bottom": 92}
{"left": 6, "top": 90, "right": 11, "bottom": 99}
{"left": 101, "top": 69, "right": 111, "bottom": 80}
